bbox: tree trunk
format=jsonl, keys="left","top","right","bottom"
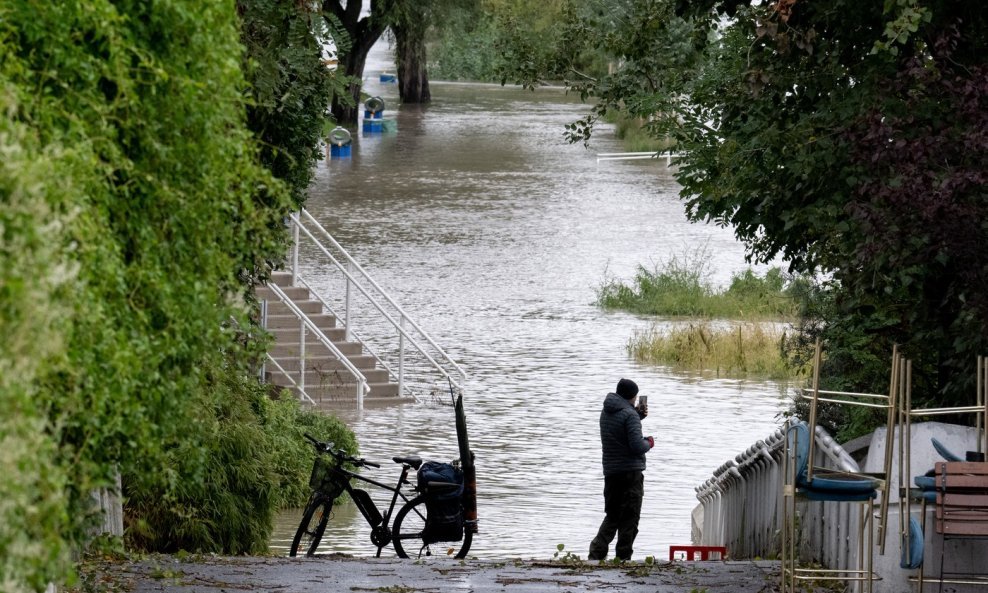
{"left": 394, "top": 23, "right": 431, "bottom": 104}
{"left": 323, "top": 0, "right": 390, "bottom": 126}
{"left": 332, "top": 45, "right": 373, "bottom": 125}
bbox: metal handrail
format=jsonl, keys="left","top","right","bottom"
{"left": 265, "top": 353, "right": 316, "bottom": 405}
{"left": 289, "top": 209, "right": 466, "bottom": 396}
{"left": 294, "top": 275, "right": 423, "bottom": 404}
{"left": 265, "top": 282, "right": 369, "bottom": 408}
{"left": 297, "top": 209, "right": 467, "bottom": 381}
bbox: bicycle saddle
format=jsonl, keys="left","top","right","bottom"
{"left": 393, "top": 456, "right": 422, "bottom": 469}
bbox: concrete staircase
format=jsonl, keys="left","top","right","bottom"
{"left": 257, "top": 271, "right": 415, "bottom": 409}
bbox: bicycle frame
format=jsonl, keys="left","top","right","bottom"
{"left": 328, "top": 462, "right": 419, "bottom": 555}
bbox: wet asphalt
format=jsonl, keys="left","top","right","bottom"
{"left": 84, "top": 554, "right": 796, "bottom": 593}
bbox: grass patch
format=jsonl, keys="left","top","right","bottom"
{"left": 629, "top": 321, "right": 805, "bottom": 379}
{"left": 596, "top": 247, "right": 807, "bottom": 320}
{"left": 605, "top": 112, "right": 674, "bottom": 153}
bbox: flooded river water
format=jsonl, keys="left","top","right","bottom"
{"left": 270, "top": 43, "right": 789, "bottom": 560}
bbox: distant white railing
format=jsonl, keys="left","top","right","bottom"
{"left": 596, "top": 151, "right": 683, "bottom": 165}
{"left": 288, "top": 209, "right": 466, "bottom": 401}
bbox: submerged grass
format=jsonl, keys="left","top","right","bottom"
{"left": 601, "top": 246, "right": 812, "bottom": 378}
{"left": 609, "top": 113, "right": 674, "bottom": 153}
{"left": 629, "top": 321, "right": 805, "bottom": 379}
{"left": 596, "top": 246, "right": 807, "bottom": 320}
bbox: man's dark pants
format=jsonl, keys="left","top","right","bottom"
{"left": 588, "top": 470, "right": 644, "bottom": 560}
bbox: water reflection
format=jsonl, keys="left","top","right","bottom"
{"left": 271, "top": 43, "right": 788, "bottom": 560}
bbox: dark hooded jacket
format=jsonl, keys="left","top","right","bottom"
{"left": 599, "top": 392, "right": 651, "bottom": 476}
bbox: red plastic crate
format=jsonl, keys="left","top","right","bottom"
{"left": 668, "top": 545, "right": 728, "bottom": 561}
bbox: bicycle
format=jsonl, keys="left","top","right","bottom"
{"left": 289, "top": 433, "right": 473, "bottom": 559}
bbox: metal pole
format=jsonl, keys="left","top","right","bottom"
{"left": 904, "top": 359, "right": 912, "bottom": 547}
{"left": 983, "top": 355, "right": 987, "bottom": 453}
{"left": 979, "top": 355, "right": 985, "bottom": 454}
{"left": 344, "top": 261, "right": 352, "bottom": 341}
{"left": 879, "top": 345, "right": 899, "bottom": 553}
{"left": 259, "top": 300, "right": 268, "bottom": 381}
{"left": 398, "top": 315, "right": 406, "bottom": 399}
{"left": 357, "top": 379, "right": 365, "bottom": 411}
{"left": 807, "top": 340, "right": 822, "bottom": 483}
{"left": 299, "top": 319, "right": 306, "bottom": 396}
{"left": 780, "top": 423, "right": 795, "bottom": 593}
{"left": 291, "top": 213, "right": 300, "bottom": 284}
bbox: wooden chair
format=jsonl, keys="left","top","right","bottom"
{"left": 901, "top": 355, "right": 988, "bottom": 591}
{"left": 910, "top": 462, "right": 988, "bottom": 590}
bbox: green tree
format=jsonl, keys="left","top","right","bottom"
{"left": 497, "top": 0, "right": 988, "bottom": 427}
{"left": 239, "top": 0, "right": 335, "bottom": 205}
{"left": 392, "top": 3, "right": 432, "bottom": 103}
{"left": 322, "top": 0, "right": 394, "bottom": 124}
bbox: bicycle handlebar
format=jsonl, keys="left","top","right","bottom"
{"left": 304, "top": 433, "right": 379, "bottom": 468}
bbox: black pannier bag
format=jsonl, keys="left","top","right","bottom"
{"left": 417, "top": 461, "right": 465, "bottom": 542}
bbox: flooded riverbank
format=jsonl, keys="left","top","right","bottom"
{"left": 270, "top": 42, "right": 789, "bottom": 560}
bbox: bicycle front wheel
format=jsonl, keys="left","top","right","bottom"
{"left": 392, "top": 495, "right": 473, "bottom": 559}
{"left": 289, "top": 495, "right": 333, "bottom": 557}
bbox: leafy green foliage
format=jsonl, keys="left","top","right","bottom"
{"left": 239, "top": 0, "right": 334, "bottom": 206}
{"left": 0, "top": 92, "right": 75, "bottom": 593}
{"left": 263, "top": 397, "right": 359, "bottom": 509}
{"left": 428, "top": 7, "right": 501, "bottom": 82}
{"left": 0, "top": 0, "right": 359, "bottom": 587}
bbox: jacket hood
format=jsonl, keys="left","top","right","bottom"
{"left": 603, "top": 392, "right": 634, "bottom": 414}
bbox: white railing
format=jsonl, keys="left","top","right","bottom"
{"left": 288, "top": 209, "right": 466, "bottom": 401}
{"left": 694, "top": 422, "right": 861, "bottom": 561}
{"left": 263, "top": 281, "right": 369, "bottom": 408}
{"left": 596, "top": 151, "right": 683, "bottom": 164}
{"left": 264, "top": 353, "right": 316, "bottom": 406}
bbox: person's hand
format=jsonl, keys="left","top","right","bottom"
{"left": 646, "top": 436, "right": 655, "bottom": 449}
{"left": 637, "top": 401, "right": 648, "bottom": 419}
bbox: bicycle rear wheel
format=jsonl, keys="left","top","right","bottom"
{"left": 392, "top": 495, "right": 473, "bottom": 559}
{"left": 289, "top": 495, "right": 333, "bottom": 557}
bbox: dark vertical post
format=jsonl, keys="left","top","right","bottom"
{"left": 454, "top": 394, "right": 478, "bottom": 533}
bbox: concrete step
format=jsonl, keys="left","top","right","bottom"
{"left": 256, "top": 272, "right": 416, "bottom": 410}
{"left": 256, "top": 285, "right": 311, "bottom": 301}
{"left": 314, "top": 395, "right": 418, "bottom": 409}
{"left": 268, "top": 354, "right": 380, "bottom": 372}
{"left": 267, "top": 326, "right": 347, "bottom": 343}
{"left": 269, "top": 380, "right": 401, "bottom": 401}
{"left": 264, "top": 313, "right": 337, "bottom": 330}
{"left": 267, "top": 368, "right": 392, "bottom": 385}
{"left": 269, "top": 341, "right": 363, "bottom": 358}
{"left": 263, "top": 300, "right": 323, "bottom": 315}
{"left": 269, "top": 271, "right": 294, "bottom": 287}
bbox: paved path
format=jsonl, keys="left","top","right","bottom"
{"left": 88, "top": 554, "right": 792, "bottom": 593}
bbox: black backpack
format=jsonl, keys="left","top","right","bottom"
{"left": 416, "top": 461, "right": 465, "bottom": 542}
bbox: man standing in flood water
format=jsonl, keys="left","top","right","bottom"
{"left": 588, "top": 378, "right": 654, "bottom": 561}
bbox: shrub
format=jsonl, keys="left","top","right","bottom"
{"left": 597, "top": 247, "right": 805, "bottom": 319}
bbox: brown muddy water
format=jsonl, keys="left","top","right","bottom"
{"left": 269, "top": 42, "right": 789, "bottom": 560}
